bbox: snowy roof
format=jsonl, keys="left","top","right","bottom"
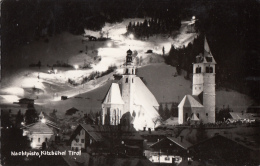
{"left": 229, "top": 112, "right": 260, "bottom": 120}
{"left": 178, "top": 95, "right": 203, "bottom": 108}
{"left": 203, "top": 37, "right": 216, "bottom": 64}
{"left": 70, "top": 124, "right": 143, "bottom": 142}
{"left": 23, "top": 121, "right": 54, "bottom": 134}
{"left": 191, "top": 113, "right": 200, "bottom": 121}
{"left": 102, "top": 83, "right": 124, "bottom": 105}
{"left": 132, "top": 77, "right": 160, "bottom": 129}
{"left": 150, "top": 137, "right": 192, "bottom": 150}
{"left": 163, "top": 117, "right": 179, "bottom": 125}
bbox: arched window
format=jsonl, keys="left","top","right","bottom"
{"left": 196, "top": 66, "right": 201, "bottom": 73}
{"left": 126, "top": 69, "right": 128, "bottom": 74}
{"left": 126, "top": 78, "right": 128, "bottom": 83}
{"left": 132, "top": 69, "right": 134, "bottom": 74}
{"left": 185, "top": 113, "right": 188, "bottom": 121}
{"left": 197, "top": 113, "right": 200, "bottom": 119}
{"left": 206, "top": 66, "right": 210, "bottom": 73}
{"left": 132, "top": 78, "right": 134, "bottom": 83}
{"left": 206, "top": 113, "right": 208, "bottom": 117}
{"left": 209, "top": 67, "right": 213, "bottom": 73}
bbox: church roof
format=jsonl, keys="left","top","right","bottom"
{"left": 102, "top": 83, "right": 124, "bottom": 105}
{"left": 132, "top": 77, "right": 160, "bottom": 129}
{"left": 178, "top": 95, "right": 203, "bottom": 108}
{"left": 203, "top": 37, "right": 216, "bottom": 64}
{"left": 23, "top": 121, "right": 54, "bottom": 134}
{"left": 191, "top": 113, "right": 200, "bottom": 121}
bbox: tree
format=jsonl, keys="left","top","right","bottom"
{"left": 170, "top": 103, "right": 178, "bottom": 117}
{"left": 158, "top": 103, "right": 165, "bottom": 119}
{"left": 15, "top": 110, "right": 24, "bottom": 127}
{"left": 24, "top": 104, "right": 38, "bottom": 125}
{"left": 216, "top": 106, "right": 232, "bottom": 122}
{"left": 164, "top": 104, "right": 170, "bottom": 118}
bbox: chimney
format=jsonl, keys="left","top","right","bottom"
{"left": 148, "top": 128, "right": 151, "bottom": 134}
{"left": 143, "top": 127, "right": 146, "bottom": 132}
{"left": 180, "top": 136, "right": 184, "bottom": 142}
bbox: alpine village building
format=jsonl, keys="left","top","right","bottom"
{"left": 178, "top": 38, "right": 217, "bottom": 124}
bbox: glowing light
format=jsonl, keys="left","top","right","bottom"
{"left": 192, "top": 16, "right": 196, "bottom": 20}
{"left": 31, "top": 142, "right": 37, "bottom": 148}
{"left": 41, "top": 119, "right": 46, "bottom": 123}
{"left": 129, "top": 34, "right": 134, "bottom": 39}
{"left": 4, "top": 87, "right": 24, "bottom": 96}
{"left": 74, "top": 65, "right": 79, "bottom": 70}
{"left": 0, "top": 95, "right": 20, "bottom": 103}
{"left": 107, "top": 42, "right": 112, "bottom": 47}
{"left": 21, "top": 122, "right": 25, "bottom": 125}
{"left": 54, "top": 69, "right": 57, "bottom": 74}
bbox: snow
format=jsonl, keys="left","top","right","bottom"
{"left": 1, "top": 18, "right": 253, "bottom": 120}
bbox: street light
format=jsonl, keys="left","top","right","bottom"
{"left": 107, "top": 42, "right": 112, "bottom": 47}
{"left": 129, "top": 34, "right": 134, "bottom": 39}
{"left": 74, "top": 65, "right": 79, "bottom": 70}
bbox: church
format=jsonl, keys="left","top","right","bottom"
{"left": 101, "top": 49, "right": 160, "bottom": 130}
{"left": 178, "top": 38, "right": 216, "bottom": 124}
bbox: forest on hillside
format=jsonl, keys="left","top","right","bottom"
{"left": 1, "top": 0, "right": 259, "bottom": 101}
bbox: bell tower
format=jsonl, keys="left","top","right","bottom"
{"left": 192, "top": 37, "right": 216, "bottom": 123}
{"left": 202, "top": 38, "right": 216, "bottom": 123}
{"left": 121, "top": 49, "right": 136, "bottom": 117}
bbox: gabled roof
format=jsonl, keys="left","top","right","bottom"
{"left": 178, "top": 95, "right": 203, "bottom": 108}
{"left": 163, "top": 117, "right": 179, "bottom": 125}
{"left": 203, "top": 37, "right": 216, "bottom": 64}
{"left": 23, "top": 121, "right": 54, "bottom": 134}
{"left": 70, "top": 124, "right": 144, "bottom": 143}
{"left": 102, "top": 83, "right": 124, "bottom": 105}
{"left": 229, "top": 112, "right": 260, "bottom": 120}
{"left": 150, "top": 137, "right": 192, "bottom": 150}
{"left": 191, "top": 113, "right": 200, "bottom": 121}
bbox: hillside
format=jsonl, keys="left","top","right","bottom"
{"left": 34, "top": 63, "right": 254, "bottom": 118}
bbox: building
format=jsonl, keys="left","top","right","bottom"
{"left": 178, "top": 38, "right": 216, "bottom": 124}
{"left": 147, "top": 136, "right": 192, "bottom": 164}
{"left": 101, "top": 49, "right": 160, "bottom": 130}
{"left": 22, "top": 112, "right": 60, "bottom": 149}
{"left": 69, "top": 124, "right": 144, "bottom": 156}
{"left": 188, "top": 134, "right": 260, "bottom": 165}
{"left": 18, "top": 98, "right": 34, "bottom": 105}
{"left": 228, "top": 112, "right": 260, "bottom": 123}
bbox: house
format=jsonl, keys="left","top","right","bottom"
{"left": 147, "top": 136, "right": 192, "bottom": 164}
{"left": 179, "top": 38, "right": 216, "bottom": 124}
{"left": 18, "top": 98, "right": 34, "bottom": 105}
{"left": 65, "top": 107, "right": 80, "bottom": 115}
{"left": 101, "top": 49, "right": 160, "bottom": 130}
{"left": 69, "top": 124, "right": 144, "bottom": 156}
{"left": 188, "top": 134, "right": 260, "bottom": 165}
{"left": 22, "top": 112, "right": 60, "bottom": 149}
{"left": 228, "top": 112, "right": 260, "bottom": 123}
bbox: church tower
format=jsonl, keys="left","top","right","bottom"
{"left": 192, "top": 38, "right": 216, "bottom": 123}
{"left": 121, "top": 49, "right": 137, "bottom": 117}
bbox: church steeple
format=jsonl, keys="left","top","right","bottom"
{"left": 126, "top": 49, "right": 133, "bottom": 65}
{"left": 124, "top": 49, "right": 136, "bottom": 75}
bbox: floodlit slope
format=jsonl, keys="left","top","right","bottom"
{"left": 136, "top": 63, "right": 254, "bottom": 112}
